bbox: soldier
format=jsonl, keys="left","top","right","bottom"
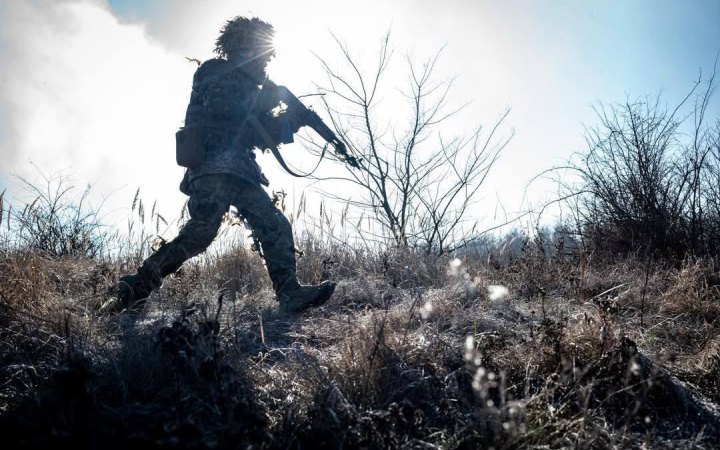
{"left": 112, "top": 16, "right": 336, "bottom": 314}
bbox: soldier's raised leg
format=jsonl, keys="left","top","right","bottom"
{"left": 113, "top": 175, "right": 238, "bottom": 312}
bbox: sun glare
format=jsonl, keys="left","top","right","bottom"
{"left": 266, "top": 27, "right": 302, "bottom": 83}
{"left": 271, "top": 27, "right": 291, "bottom": 57}
{"left": 264, "top": 20, "right": 334, "bottom": 91}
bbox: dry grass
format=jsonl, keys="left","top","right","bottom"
{"left": 1, "top": 236, "right": 720, "bottom": 449}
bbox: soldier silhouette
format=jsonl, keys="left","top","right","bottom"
{"left": 112, "top": 16, "right": 339, "bottom": 314}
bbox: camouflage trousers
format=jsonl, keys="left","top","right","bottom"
{"left": 135, "top": 174, "right": 296, "bottom": 295}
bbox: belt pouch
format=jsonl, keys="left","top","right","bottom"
{"left": 175, "top": 127, "right": 206, "bottom": 168}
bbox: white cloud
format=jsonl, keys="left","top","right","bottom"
{"left": 4, "top": 0, "right": 715, "bottom": 239}
{"left": 0, "top": 0, "right": 193, "bottom": 226}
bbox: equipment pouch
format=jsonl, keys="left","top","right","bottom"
{"left": 175, "top": 127, "right": 206, "bottom": 168}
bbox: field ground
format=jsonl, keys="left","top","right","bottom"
{"left": 1, "top": 239, "right": 720, "bottom": 449}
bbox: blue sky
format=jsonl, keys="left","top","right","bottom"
{"left": 1, "top": 0, "right": 718, "bottom": 234}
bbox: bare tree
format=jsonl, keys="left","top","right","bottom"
{"left": 307, "top": 32, "right": 513, "bottom": 255}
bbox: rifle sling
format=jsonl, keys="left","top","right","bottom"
{"left": 268, "top": 141, "right": 328, "bottom": 178}
{"left": 247, "top": 115, "right": 326, "bottom": 178}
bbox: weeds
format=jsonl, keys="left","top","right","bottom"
{"left": 2, "top": 182, "right": 720, "bottom": 449}
{"left": 6, "top": 172, "right": 111, "bottom": 258}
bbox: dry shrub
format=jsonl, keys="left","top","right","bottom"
{"left": 321, "top": 310, "right": 401, "bottom": 406}
{"left": 490, "top": 326, "right": 718, "bottom": 448}
{"left": 2, "top": 297, "right": 271, "bottom": 449}
{"left": 660, "top": 260, "right": 720, "bottom": 321}
{"left": 0, "top": 250, "right": 120, "bottom": 423}
{"left": 693, "top": 337, "right": 720, "bottom": 402}
{"left": 295, "top": 237, "right": 451, "bottom": 290}
{"left": 331, "top": 276, "right": 397, "bottom": 310}
{"left": 480, "top": 231, "right": 582, "bottom": 301}
{"left": 200, "top": 246, "right": 269, "bottom": 295}
{"left": 1, "top": 251, "right": 60, "bottom": 315}
{"left": 0, "top": 250, "right": 117, "bottom": 325}
{"left": 580, "top": 257, "right": 661, "bottom": 302}
{"left": 653, "top": 260, "right": 720, "bottom": 354}
{"left": 277, "top": 298, "right": 474, "bottom": 449}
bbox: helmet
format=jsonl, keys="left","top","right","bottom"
{"left": 214, "top": 16, "right": 275, "bottom": 61}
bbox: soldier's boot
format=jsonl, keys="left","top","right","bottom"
{"left": 271, "top": 269, "right": 336, "bottom": 314}
{"left": 235, "top": 183, "right": 336, "bottom": 314}
{"left": 103, "top": 254, "right": 170, "bottom": 315}
{"left": 99, "top": 273, "right": 154, "bottom": 315}
{"left": 115, "top": 273, "right": 155, "bottom": 313}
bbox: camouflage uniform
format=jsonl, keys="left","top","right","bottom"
{"left": 135, "top": 174, "right": 297, "bottom": 295}
{"left": 118, "top": 58, "right": 328, "bottom": 312}
{"left": 181, "top": 58, "right": 281, "bottom": 189}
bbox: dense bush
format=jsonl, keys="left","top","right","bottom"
{"left": 567, "top": 71, "right": 720, "bottom": 260}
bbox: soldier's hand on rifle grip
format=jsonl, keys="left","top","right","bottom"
{"left": 333, "top": 140, "right": 361, "bottom": 169}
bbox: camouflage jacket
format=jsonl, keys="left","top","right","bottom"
{"left": 181, "top": 58, "right": 293, "bottom": 193}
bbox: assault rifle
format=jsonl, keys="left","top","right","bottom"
{"left": 260, "top": 79, "right": 361, "bottom": 171}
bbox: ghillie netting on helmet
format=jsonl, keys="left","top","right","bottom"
{"left": 214, "top": 16, "right": 276, "bottom": 60}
